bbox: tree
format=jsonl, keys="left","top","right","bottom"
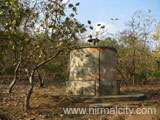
{"left": 0, "top": 0, "right": 88, "bottom": 110}
{"left": 0, "top": 0, "right": 29, "bottom": 93}
{"left": 120, "top": 10, "right": 155, "bottom": 85}
{"left": 20, "top": 0, "right": 87, "bottom": 110}
{"left": 152, "top": 22, "right": 160, "bottom": 40}
{"left": 99, "top": 10, "right": 156, "bottom": 85}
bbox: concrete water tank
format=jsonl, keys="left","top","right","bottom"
{"left": 67, "top": 46, "right": 120, "bottom": 96}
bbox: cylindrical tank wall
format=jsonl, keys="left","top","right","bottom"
{"left": 66, "top": 47, "right": 119, "bottom": 96}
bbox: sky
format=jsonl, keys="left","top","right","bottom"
{"left": 65, "top": 0, "right": 160, "bottom": 34}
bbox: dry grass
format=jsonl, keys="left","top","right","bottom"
{"left": 0, "top": 82, "right": 160, "bottom": 120}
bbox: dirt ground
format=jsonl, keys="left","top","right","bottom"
{"left": 0, "top": 81, "right": 160, "bottom": 120}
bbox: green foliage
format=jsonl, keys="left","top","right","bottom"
{"left": 0, "top": 0, "right": 26, "bottom": 30}
{"left": 42, "top": 58, "right": 68, "bottom": 81}
{"left": 3, "top": 66, "right": 15, "bottom": 75}
{"left": 88, "top": 20, "right": 91, "bottom": 24}
{"left": 48, "top": 4, "right": 54, "bottom": 9}
{"left": 148, "top": 70, "right": 160, "bottom": 77}
{"left": 68, "top": 4, "right": 74, "bottom": 8}
{"left": 89, "top": 26, "right": 93, "bottom": 30}
{"left": 75, "top": 2, "right": 80, "bottom": 6}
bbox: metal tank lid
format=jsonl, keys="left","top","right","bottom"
{"left": 71, "top": 45, "right": 117, "bottom": 52}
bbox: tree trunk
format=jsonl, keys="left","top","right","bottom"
{"left": 132, "top": 45, "right": 136, "bottom": 85}
{"left": 8, "top": 53, "right": 23, "bottom": 94}
{"left": 117, "top": 67, "right": 126, "bottom": 85}
{"left": 24, "top": 50, "right": 63, "bottom": 111}
{"left": 8, "top": 73, "right": 17, "bottom": 94}
{"left": 25, "top": 70, "right": 35, "bottom": 111}
{"left": 37, "top": 71, "right": 44, "bottom": 88}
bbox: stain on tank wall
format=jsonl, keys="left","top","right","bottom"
{"left": 66, "top": 46, "right": 118, "bottom": 96}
